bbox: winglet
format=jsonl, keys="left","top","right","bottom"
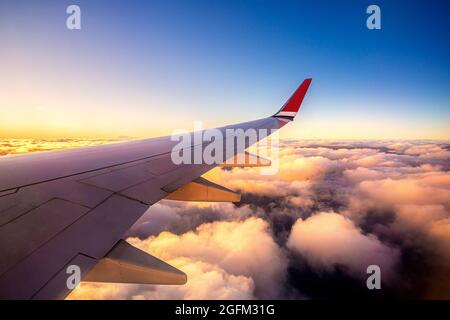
{"left": 274, "top": 78, "right": 312, "bottom": 119}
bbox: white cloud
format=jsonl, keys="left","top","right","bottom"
{"left": 287, "top": 212, "right": 399, "bottom": 279}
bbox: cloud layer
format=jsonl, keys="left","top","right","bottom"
{"left": 287, "top": 212, "right": 399, "bottom": 280}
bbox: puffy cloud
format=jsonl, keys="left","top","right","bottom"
{"left": 395, "top": 205, "right": 448, "bottom": 230}
{"left": 287, "top": 212, "right": 399, "bottom": 279}
{"left": 359, "top": 177, "right": 450, "bottom": 206}
{"left": 428, "top": 218, "right": 450, "bottom": 264}
{"left": 343, "top": 167, "right": 383, "bottom": 183}
{"left": 404, "top": 143, "right": 450, "bottom": 160}
{"left": 126, "top": 201, "right": 256, "bottom": 239}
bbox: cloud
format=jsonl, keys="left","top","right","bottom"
{"left": 287, "top": 212, "right": 399, "bottom": 280}
{"left": 343, "top": 167, "right": 383, "bottom": 182}
{"left": 0, "top": 139, "right": 117, "bottom": 155}
{"left": 126, "top": 201, "right": 258, "bottom": 239}
{"left": 395, "top": 205, "right": 448, "bottom": 230}
{"left": 403, "top": 143, "right": 450, "bottom": 160}
{"left": 359, "top": 177, "right": 450, "bottom": 206}
{"left": 428, "top": 218, "right": 450, "bottom": 264}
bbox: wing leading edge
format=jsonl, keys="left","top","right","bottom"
{"left": 0, "top": 79, "right": 312, "bottom": 299}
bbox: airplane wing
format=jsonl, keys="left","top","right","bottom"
{"left": 0, "top": 79, "right": 312, "bottom": 299}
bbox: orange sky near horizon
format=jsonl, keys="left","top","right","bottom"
{"left": 1, "top": 98, "right": 449, "bottom": 141}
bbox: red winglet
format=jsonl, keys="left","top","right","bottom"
{"left": 274, "top": 78, "right": 312, "bottom": 118}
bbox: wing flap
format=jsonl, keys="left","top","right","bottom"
{"left": 165, "top": 177, "right": 241, "bottom": 202}
{"left": 84, "top": 240, "right": 186, "bottom": 285}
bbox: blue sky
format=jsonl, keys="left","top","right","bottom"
{"left": 0, "top": 0, "right": 449, "bottom": 139}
